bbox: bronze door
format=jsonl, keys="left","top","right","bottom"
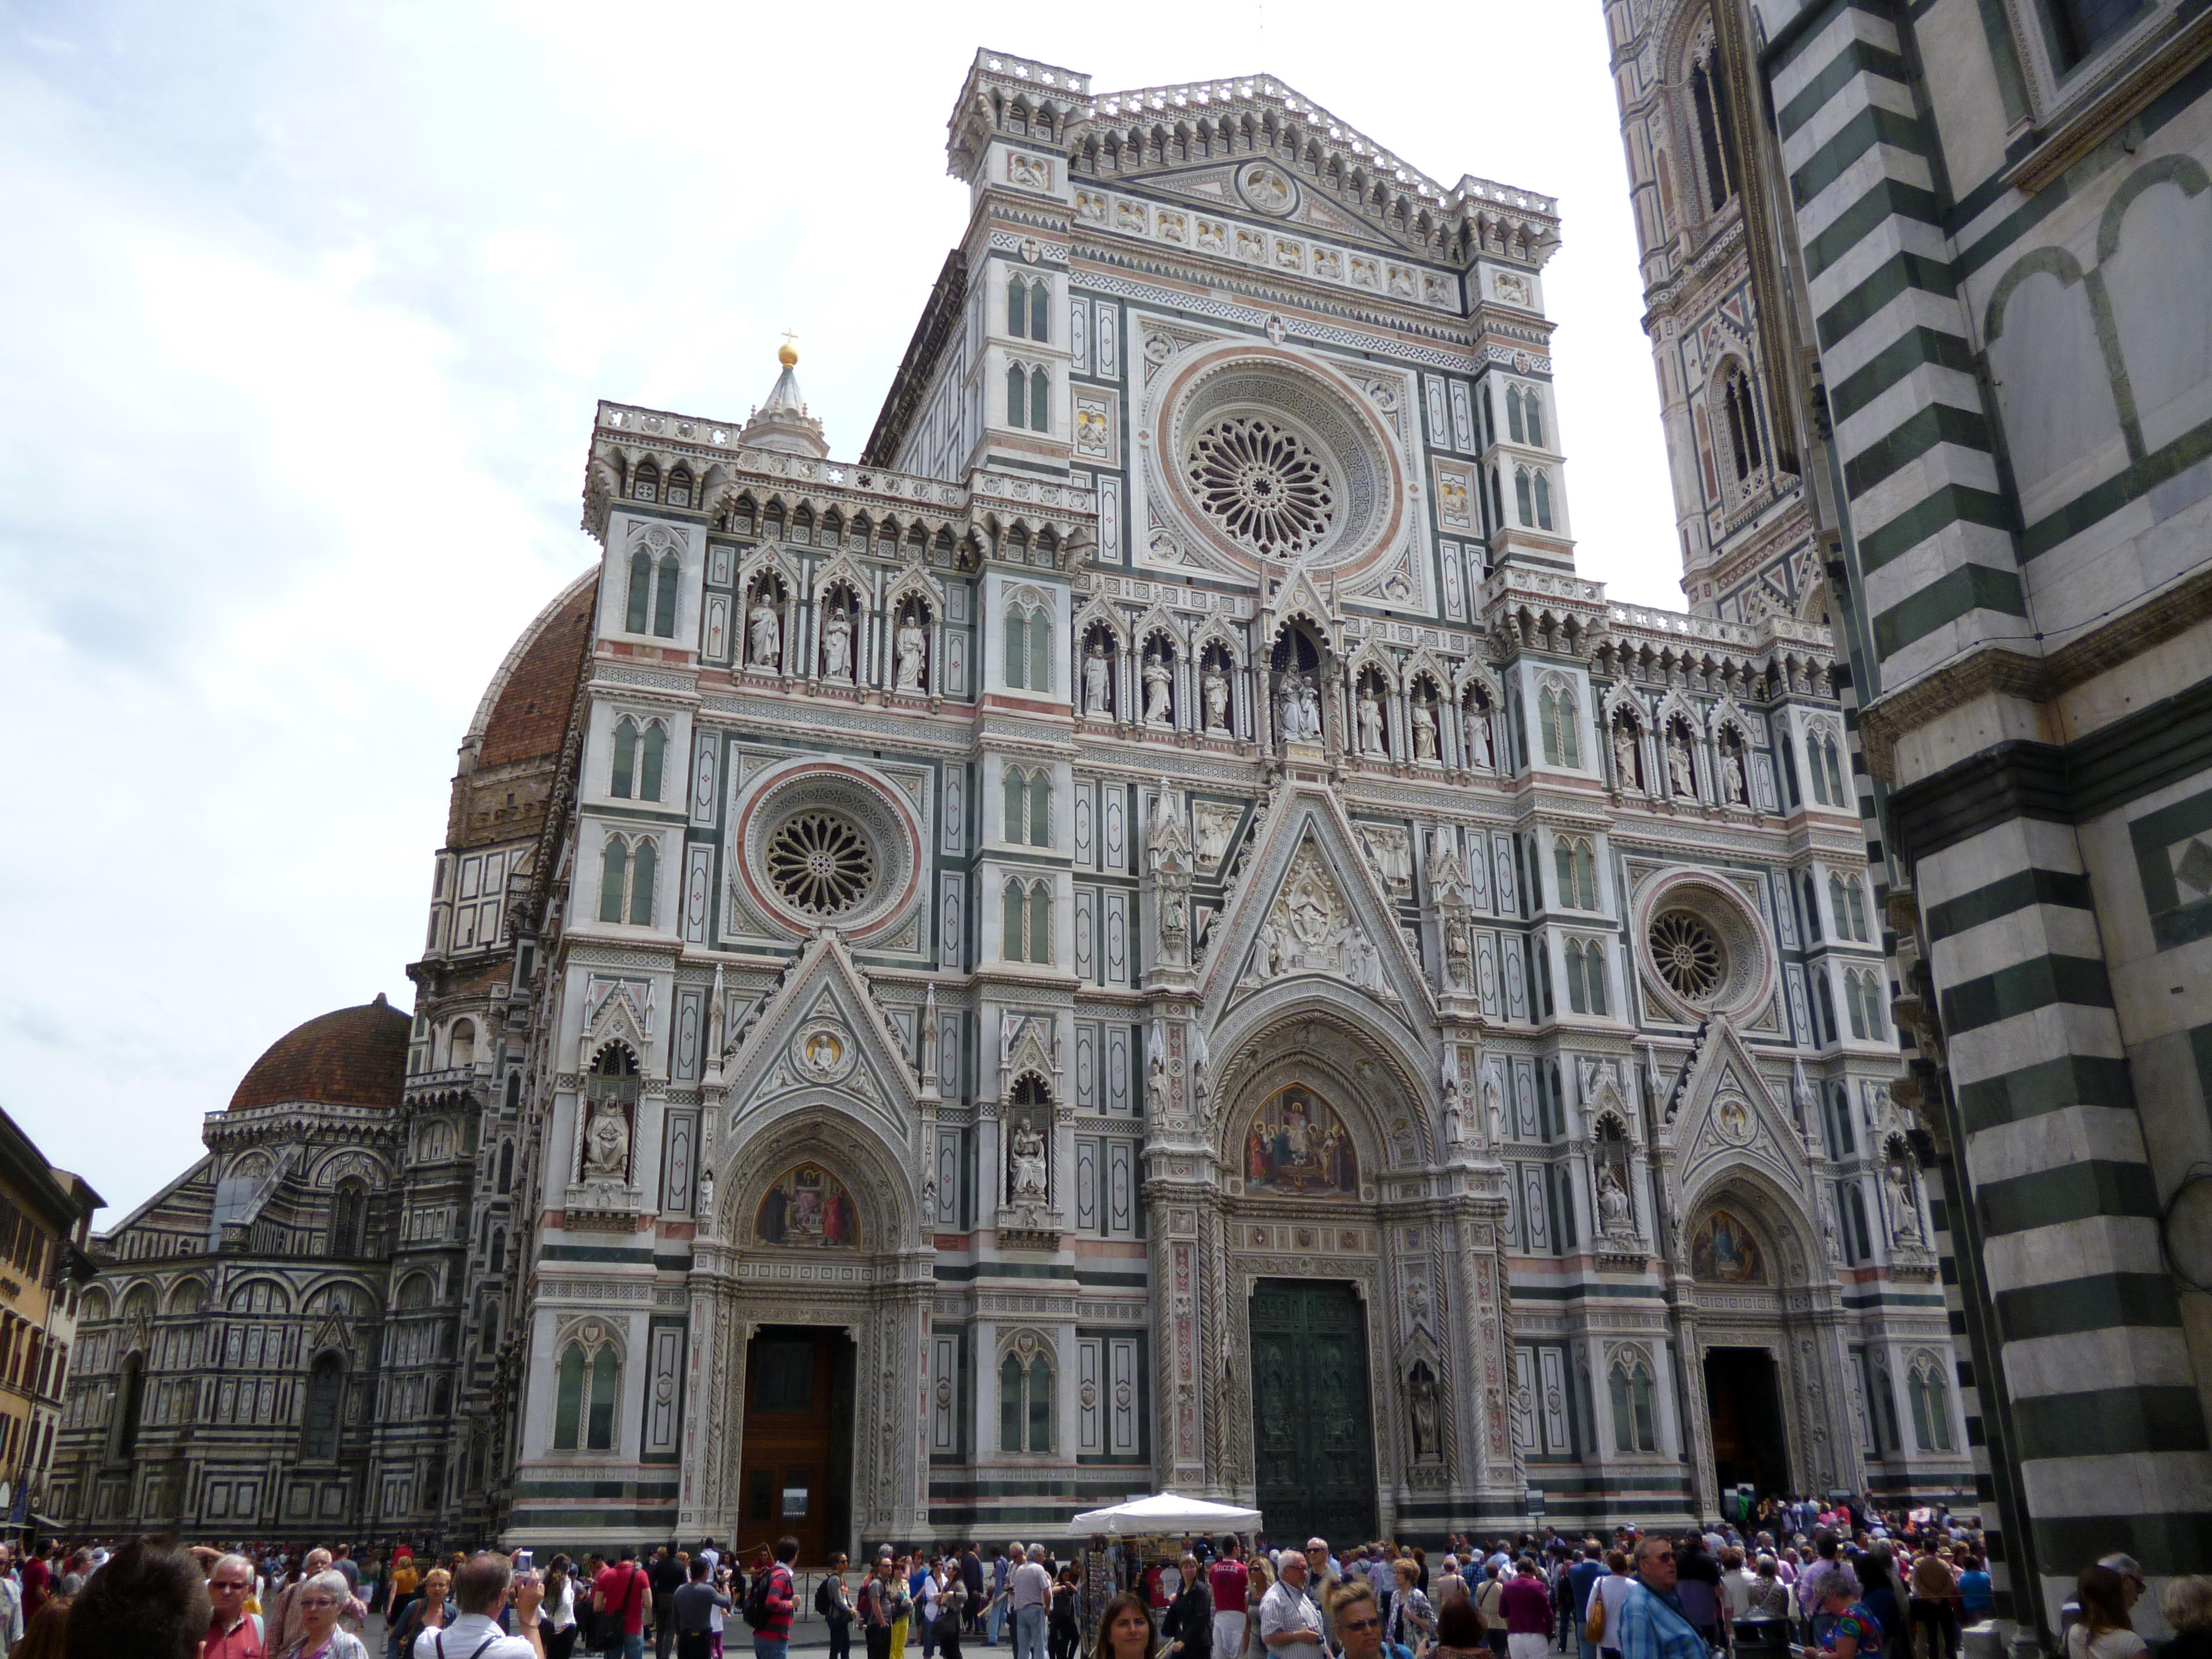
{"left": 1248, "top": 1279, "right": 1378, "bottom": 1545}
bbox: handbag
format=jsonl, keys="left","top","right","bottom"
{"left": 1584, "top": 1590, "right": 1607, "bottom": 1646}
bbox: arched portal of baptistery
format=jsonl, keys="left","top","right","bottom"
{"left": 683, "top": 1095, "right": 930, "bottom": 1559}
{"left": 1198, "top": 1000, "right": 1510, "bottom": 1545}
{"left": 1671, "top": 1168, "right": 1851, "bottom": 1516}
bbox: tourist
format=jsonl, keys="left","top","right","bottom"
{"left": 1387, "top": 1558, "right": 1433, "bottom": 1653}
{"left": 281, "top": 1569, "right": 369, "bottom": 1659}
{"left": 1567, "top": 1547, "right": 1604, "bottom": 1659}
{"left": 749, "top": 1537, "right": 797, "bottom": 1659}
{"left": 2067, "top": 1566, "right": 2147, "bottom": 1659}
{"left": 389, "top": 1567, "right": 452, "bottom": 1658}
{"left": 16, "top": 1593, "right": 70, "bottom": 1659}
{"left": 865, "top": 1551, "right": 912, "bottom": 1659}
{"left": 1956, "top": 1556, "right": 1990, "bottom": 1626}
{"left": 647, "top": 1547, "right": 685, "bottom": 1659}
{"left": 1672, "top": 1538, "right": 1724, "bottom": 1652}
{"left": 1745, "top": 1559, "right": 1790, "bottom": 1623}
{"left": 1611, "top": 1537, "right": 1705, "bottom": 1659}
{"left": 673, "top": 1556, "right": 732, "bottom": 1659}
{"left": 0, "top": 1543, "right": 25, "bottom": 1650}
{"left": 22, "top": 1542, "right": 54, "bottom": 1624}
{"left": 541, "top": 1557, "right": 581, "bottom": 1659}
{"left": 892, "top": 1554, "right": 915, "bottom": 1659}
{"left": 1013, "top": 1545, "right": 1054, "bottom": 1659}
{"left": 989, "top": 1550, "right": 1014, "bottom": 1649}
{"left": 1097, "top": 1592, "right": 1161, "bottom": 1659}
{"left": 1325, "top": 1580, "right": 1385, "bottom": 1659}
{"left": 209, "top": 1552, "right": 268, "bottom": 1659}
{"left": 1432, "top": 1595, "right": 1487, "bottom": 1659}
{"left": 1499, "top": 1559, "right": 1551, "bottom": 1659}
{"left": 1472, "top": 1566, "right": 1506, "bottom": 1659}
{"left": 1165, "top": 1553, "right": 1215, "bottom": 1659}
{"left": 1051, "top": 1567, "right": 1082, "bottom": 1659}
{"left": 1211, "top": 1538, "right": 1252, "bottom": 1659}
{"left": 1804, "top": 1562, "right": 1881, "bottom": 1659}
{"left": 963, "top": 1549, "right": 987, "bottom": 1638}
{"left": 918, "top": 1555, "right": 946, "bottom": 1659}
{"left": 412, "top": 1552, "right": 543, "bottom": 1659}
{"left": 2160, "top": 1578, "right": 2212, "bottom": 1659}
{"left": 1858, "top": 1547, "right": 1904, "bottom": 1656}
{"left": 820, "top": 1554, "right": 856, "bottom": 1659}
{"left": 597, "top": 1547, "right": 654, "bottom": 1659}
{"left": 1261, "top": 1548, "right": 1327, "bottom": 1659}
{"left": 1907, "top": 1547, "right": 1957, "bottom": 1659}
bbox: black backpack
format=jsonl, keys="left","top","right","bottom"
{"left": 745, "top": 1565, "right": 783, "bottom": 1630}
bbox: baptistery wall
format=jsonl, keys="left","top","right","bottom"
{"left": 51, "top": 47, "right": 1973, "bottom": 1554}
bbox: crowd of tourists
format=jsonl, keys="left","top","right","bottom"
{"left": 4, "top": 1509, "right": 2210, "bottom": 1659}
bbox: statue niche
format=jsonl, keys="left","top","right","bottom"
{"left": 579, "top": 1046, "right": 638, "bottom": 1186}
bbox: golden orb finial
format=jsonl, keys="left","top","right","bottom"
{"left": 778, "top": 330, "right": 798, "bottom": 368}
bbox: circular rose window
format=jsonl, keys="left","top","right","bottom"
{"left": 1185, "top": 415, "right": 1336, "bottom": 559}
{"left": 766, "top": 812, "right": 876, "bottom": 916}
{"left": 1650, "top": 910, "right": 1723, "bottom": 1000}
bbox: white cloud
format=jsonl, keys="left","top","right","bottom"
{"left": 0, "top": 0, "right": 1679, "bottom": 1218}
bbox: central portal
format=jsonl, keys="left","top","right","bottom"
{"left": 1704, "top": 1346, "right": 1790, "bottom": 1498}
{"left": 1249, "top": 1279, "right": 1378, "bottom": 1543}
{"left": 739, "top": 1326, "right": 855, "bottom": 1564}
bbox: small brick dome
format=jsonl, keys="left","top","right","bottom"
{"left": 228, "top": 995, "right": 411, "bottom": 1112}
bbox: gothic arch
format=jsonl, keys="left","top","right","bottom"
{"left": 715, "top": 1098, "right": 920, "bottom": 1251}
{"left": 1207, "top": 998, "right": 1438, "bottom": 1180}
{"left": 1676, "top": 1165, "right": 1817, "bottom": 1290}
{"left": 1191, "top": 616, "right": 1247, "bottom": 670}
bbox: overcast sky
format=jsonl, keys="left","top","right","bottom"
{"left": 0, "top": 1, "right": 1680, "bottom": 1221}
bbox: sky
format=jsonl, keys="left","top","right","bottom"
{"left": 0, "top": 1, "right": 1681, "bottom": 1221}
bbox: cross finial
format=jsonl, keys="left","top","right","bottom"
{"left": 778, "top": 329, "right": 800, "bottom": 368}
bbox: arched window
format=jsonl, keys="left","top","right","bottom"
{"left": 611, "top": 718, "right": 637, "bottom": 798}
{"left": 640, "top": 722, "right": 666, "bottom": 802}
{"left": 1575, "top": 840, "right": 1598, "bottom": 909}
{"left": 553, "top": 1339, "right": 623, "bottom": 1452}
{"left": 1029, "top": 367, "right": 1050, "bottom": 433}
{"left": 1005, "top": 605, "right": 1029, "bottom": 688}
{"left": 999, "top": 1347, "right": 1055, "bottom": 1453}
{"left": 1007, "top": 275, "right": 1031, "bottom": 339}
{"left": 115, "top": 1353, "right": 146, "bottom": 1456}
{"left": 1029, "top": 777, "right": 1051, "bottom": 848}
{"left": 1566, "top": 941, "right": 1589, "bottom": 1015}
{"left": 301, "top": 1354, "right": 343, "bottom": 1461}
{"left": 1845, "top": 1182, "right": 1873, "bottom": 1262}
{"left": 1490, "top": 468, "right": 1506, "bottom": 533}
{"left": 1829, "top": 873, "right": 1851, "bottom": 939}
{"left": 1822, "top": 735, "right": 1847, "bottom": 808}
{"left": 1584, "top": 941, "right": 1609, "bottom": 1016}
{"left": 1845, "top": 968, "right": 1869, "bottom": 1040}
{"left": 329, "top": 1180, "right": 366, "bottom": 1257}
{"left": 1003, "top": 769, "right": 1050, "bottom": 848}
{"left": 1508, "top": 385, "right": 1527, "bottom": 444}
{"left": 1028, "top": 878, "right": 1053, "bottom": 965}
{"left": 665, "top": 465, "right": 691, "bottom": 509}
{"left": 1028, "top": 608, "right": 1052, "bottom": 688}
{"left": 1803, "top": 872, "right": 1823, "bottom": 941}
{"left": 1846, "top": 877, "right": 1869, "bottom": 942}
{"left": 1538, "top": 685, "right": 1580, "bottom": 770}
{"left": 1006, "top": 362, "right": 1027, "bottom": 429}
{"left": 626, "top": 550, "right": 653, "bottom": 634}
{"left": 1002, "top": 878, "right": 1027, "bottom": 961}
{"left": 653, "top": 553, "right": 680, "bottom": 638}
{"left": 1515, "top": 467, "right": 1535, "bottom": 527}
{"left": 1908, "top": 1357, "right": 1953, "bottom": 1452}
{"left": 599, "top": 836, "right": 629, "bottom": 925}
{"left": 1534, "top": 470, "right": 1555, "bottom": 531}
{"left": 1535, "top": 939, "right": 1554, "bottom": 1019}
{"left": 630, "top": 837, "right": 656, "bottom": 927}
{"left": 480, "top": 1303, "right": 500, "bottom": 1355}
{"left": 1524, "top": 388, "right": 1546, "bottom": 448}
{"left": 1690, "top": 56, "right": 1736, "bottom": 213}
{"left": 1815, "top": 971, "right": 1838, "bottom": 1047}
{"left": 1609, "top": 1356, "right": 1657, "bottom": 1452}
{"left": 1030, "top": 279, "right": 1050, "bottom": 343}
{"left": 498, "top": 1140, "right": 514, "bottom": 1194}
{"left": 631, "top": 458, "right": 660, "bottom": 503}
{"left": 449, "top": 1020, "right": 475, "bottom": 1070}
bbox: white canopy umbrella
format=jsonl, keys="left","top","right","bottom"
{"left": 1066, "top": 1491, "right": 1264, "bottom": 1536}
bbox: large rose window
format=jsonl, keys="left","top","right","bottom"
{"left": 766, "top": 812, "right": 876, "bottom": 916}
{"left": 1649, "top": 910, "right": 1723, "bottom": 1001}
{"left": 1185, "top": 415, "right": 1336, "bottom": 559}
{"left": 1634, "top": 872, "right": 1776, "bottom": 1023}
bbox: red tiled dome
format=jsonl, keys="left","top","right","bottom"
{"left": 478, "top": 578, "right": 598, "bottom": 770}
{"left": 228, "top": 995, "right": 411, "bottom": 1112}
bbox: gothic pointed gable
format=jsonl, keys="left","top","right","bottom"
{"left": 723, "top": 931, "right": 920, "bottom": 1150}
{"left": 1202, "top": 782, "right": 1435, "bottom": 1031}
{"left": 1664, "top": 1016, "right": 1808, "bottom": 1205}
{"left": 1263, "top": 564, "right": 1340, "bottom": 651}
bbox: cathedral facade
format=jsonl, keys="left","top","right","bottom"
{"left": 54, "top": 49, "right": 1971, "bottom": 1551}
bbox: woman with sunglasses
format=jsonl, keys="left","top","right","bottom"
{"left": 281, "top": 1569, "right": 370, "bottom": 1659}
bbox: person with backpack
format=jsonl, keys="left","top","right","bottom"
{"left": 596, "top": 1548, "right": 653, "bottom": 1659}
{"left": 820, "top": 1554, "right": 857, "bottom": 1659}
{"left": 673, "top": 1556, "right": 733, "bottom": 1659}
{"left": 865, "top": 1552, "right": 914, "bottom": 1659}
{"left": 744, "top": 1537, "right": 799, "bottom": 1659}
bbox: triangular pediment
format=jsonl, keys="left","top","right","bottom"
{"left": 723, "top": 933, "right": 918, "bottom": 1143}
{"left": 1109, "top": 161, "right": 1429, "bottom": 257}
{"left": 1202, "top": 783, "right": 1435, "bottom": 1030}
{"left": 1665, "top": 1017, "right": 1807, "bottom": 1199}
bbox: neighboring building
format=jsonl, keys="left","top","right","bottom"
{"left": 0, "top": 1111, "right": 100, "bottom": 1534}
{"left": 59, "top": 47, "right": 1976, "bottom": 1553}
{"left": 1601, "top": 0, "right": 2212, "bottom": 1635}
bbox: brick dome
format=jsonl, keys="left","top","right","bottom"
{"left": 228, "top": 994, "right": 412, "bottom": 1112}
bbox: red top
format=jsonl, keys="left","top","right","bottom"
{"left": 1209, "top": 1560, "right": 1251, "bottom": 1615}
{"left": 206, "top": 1613, "right": 267, "bottom": 1659}
{"left": 1500, "top": 1575, "right": 1553, "bottom": 1635}
{"left": 596, "top": 1563, "right": 652, "bottom": 1636}
{"left": 21, "top": 1558, "right": 50, "bottom": 1618}
{"left": 757, "top": 1563, "right": 797, "bottom": 1641}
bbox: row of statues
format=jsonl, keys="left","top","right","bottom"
{"left": 744, "top": 592, "right": 929, "bottom": 692}
{"left": 1082, "top": 638, "right": 1235, "bottom": 732}
{"left": 1613, "top": 721, "right": 1748, "bottom": 805}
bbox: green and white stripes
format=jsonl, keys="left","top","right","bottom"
{"left": 1771, "top": 1, "right": 2025, "bottom": 683}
